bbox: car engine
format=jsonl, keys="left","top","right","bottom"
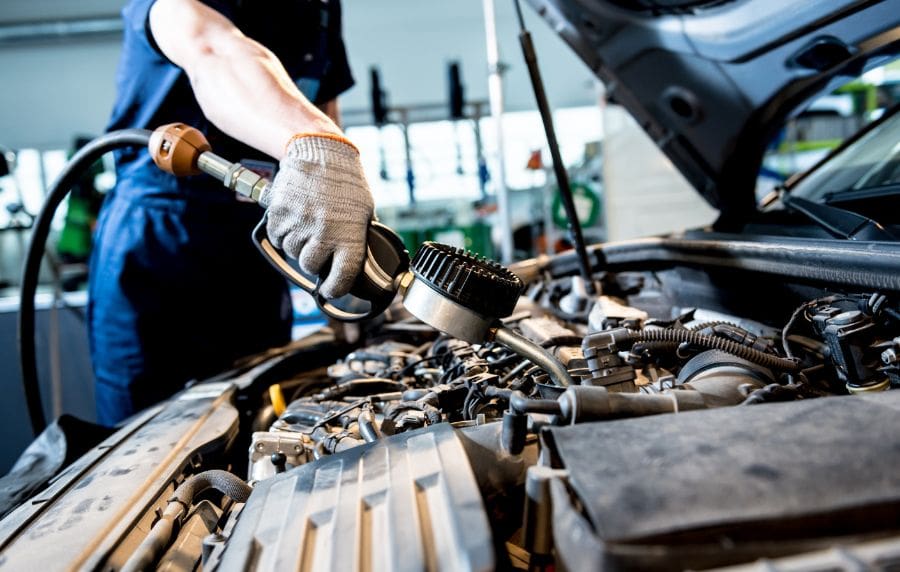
{"left": 219, "top": 243, "right": 900, "bottom": 571}
{"left": 4, "top": 240, "right": 900, "bottom": 571}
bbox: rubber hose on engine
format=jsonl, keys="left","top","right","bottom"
{"left": 170, "top": 469, "right": 253, "bottom": 507}
{"left": 18, "top": 129, "right": 152, "bottom": 435}
{"left": 121, "top": 470, "right": 252, "bottom": 572}
{"left": 629, "top": 329, "right": 799, "bottom": 372}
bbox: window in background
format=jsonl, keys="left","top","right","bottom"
{"left": 348, "top": 104, "right": 603, "bottom": 207}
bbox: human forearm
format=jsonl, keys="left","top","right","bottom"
{"left": 149, "top": 0, "right": 341, "bottom": 159}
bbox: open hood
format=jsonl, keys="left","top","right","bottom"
{"left": 526, "top": 0, "right": 900, "bottom": 220}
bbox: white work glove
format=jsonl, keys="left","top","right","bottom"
{"left": 259, "top": 135, "right": 374, "bottom": 299}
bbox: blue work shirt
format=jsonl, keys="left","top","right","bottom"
{"left": 89, "top": 0, "right": 354, "bottom": 426}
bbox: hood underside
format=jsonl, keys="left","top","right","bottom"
{"left": 527, "top": 0, "right": 900, "bottom": 219}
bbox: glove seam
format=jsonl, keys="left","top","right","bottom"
{"left": 286, "top": 132, "right": 359, "bottom": 155}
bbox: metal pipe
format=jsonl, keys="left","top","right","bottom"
{"left": 196, "top": 152, "right": 231, "bottom": 182}
{"left": 0, "top": 18, "right": 123, "bottom": 46}
{"left": 493, "top": 326, "right": 573, "bottom": 387}
{"left": 120, "top": 470, "right": 252, "bottom": 572}
{"left": 120, "top": 503, "right": 184, "bottom": 572}
{"left": 513, "top": 0, "right": 596, "bottom": 293}
{"left": 358, "top": 410, "right": 382, "bottom": 442}
{"left": 482, "top": 0, "right": 514, "bottom": 263}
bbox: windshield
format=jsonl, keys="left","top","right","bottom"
{"left": 789, "top": 106, "right": 900, "bottom": 202}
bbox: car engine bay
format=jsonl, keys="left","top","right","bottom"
{"left": 6, "top": 236, "right": 898, "bottom": 571}
{"left": 2, "top": 0, "right": 900, "bottom": 568}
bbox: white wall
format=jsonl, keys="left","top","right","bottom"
{"left": 601, "top": 105, "right": 718, "bottom": 241}
{"left": 0, "top": 0, "right": 599, "bottom": 150}
{"left": 339, "top": 0, "right": 599, "bottom": 113}
{"left": 0, "top": 40, "right": 122, "bottom": 149}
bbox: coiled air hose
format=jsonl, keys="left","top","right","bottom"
{"left": 18, "top": 129, "right": 152, "bottom": 435}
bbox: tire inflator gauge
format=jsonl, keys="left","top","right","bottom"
{"left": 148, "top": 123, "right": 410, "bottom": 322}
{"left": 21, "top": 123, "right": 553, "bottom": 438}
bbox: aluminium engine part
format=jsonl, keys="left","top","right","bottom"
{"left": 517, "top": 317, "right": 587, "bottom": 371}
{"left": 675, "top": 350, "right": 775, "bottom": 407}
{"left": 247, "top": 431, "right": 309, "bottom": 484}
{"left": 587, "top": 295, "right": 649, "bottom": 332}
{"left": 559, "top": 276, "right": 598, "bottom": 317}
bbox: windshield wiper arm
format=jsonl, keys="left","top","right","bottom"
{"left": 780, "top": 192, "right": 896, "bottom": 241}
{"left": 823, "top": 183, "right": 900, "bottom": 205}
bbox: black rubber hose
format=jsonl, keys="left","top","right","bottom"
{"left": 18, "top": 129, "right": 151, "bottom": 435}
{"left": 122, "top": 470, "right": 252, "bottom": 572}
{"left": 509, "top": 390, "right": 560, "bottom": 415}
{"left": 629, "top": 329, "right": 799, "bottom": 372}
{"left": 171, "top": 469, "right": 253, "bottom": 507}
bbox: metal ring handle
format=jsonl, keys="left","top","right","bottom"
{"left": 251, "top": 217, "right": 379, "bottom": 322}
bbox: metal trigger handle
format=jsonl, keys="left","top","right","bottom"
{"left": 252, "top": 217, "right": 409, "bottom": 322}
{"left": 251, "top": 216, "right": 374, "bottom": 321}
{"left": 146, "top": 123, "right": 411, "bottom": 322}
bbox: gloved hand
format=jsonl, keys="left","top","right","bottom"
{"left": 260, "top": 134, "right": 374, "bottom": 299}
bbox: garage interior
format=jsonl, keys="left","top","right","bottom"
{"left": 1, "top": 1, "right": 900, "bottom": 570}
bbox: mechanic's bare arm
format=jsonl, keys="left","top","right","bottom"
{"left": 149, "top": 0, "right": 341, "bottom": 159}
{"left": 149, "top": 0, "right": 374, "bottom": 299}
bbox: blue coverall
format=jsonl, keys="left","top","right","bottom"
{"left": 89, "top": 0, "right": 355, "bottom": 425}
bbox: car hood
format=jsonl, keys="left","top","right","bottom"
{"left": 526, "top": 0, "right": 900, "bottom": 220}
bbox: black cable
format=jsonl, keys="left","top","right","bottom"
{"left": 781, "top": 302, "right": 812, "bottom": 360}
{"left": 512, "top": 0, "right": 596, "bottom": 294}
{"left": 18, "top": 129, "right": 152, "bottom": 435}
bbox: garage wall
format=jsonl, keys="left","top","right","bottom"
{"left": 0, "top": 0, "right": 599, "bottom": 150}
{"left": 601, "top": 105, "right": 719, "bottom": 241}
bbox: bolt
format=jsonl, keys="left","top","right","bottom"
{"left": 882, "top": 348, "right": 899, "bottom": 366}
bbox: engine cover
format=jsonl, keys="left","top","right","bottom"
{"left": 210, "top": 423, "right": 494, "bottom": 572}
{"left": 545, "top": 391, "right": 900, "bottom": 571}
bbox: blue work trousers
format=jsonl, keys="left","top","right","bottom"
{"left": 87, "top": 190, "right": 292, "bottom": 426}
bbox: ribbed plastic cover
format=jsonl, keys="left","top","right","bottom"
{"left": 213, "top": 423, "right": 495, "bottom": 572}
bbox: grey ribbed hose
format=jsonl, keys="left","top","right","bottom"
{"left": 493, "top": 326, "right": 573, "bottom": 387}
{"left": 629, "top": 329, "right": 799, "bottom": 372}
